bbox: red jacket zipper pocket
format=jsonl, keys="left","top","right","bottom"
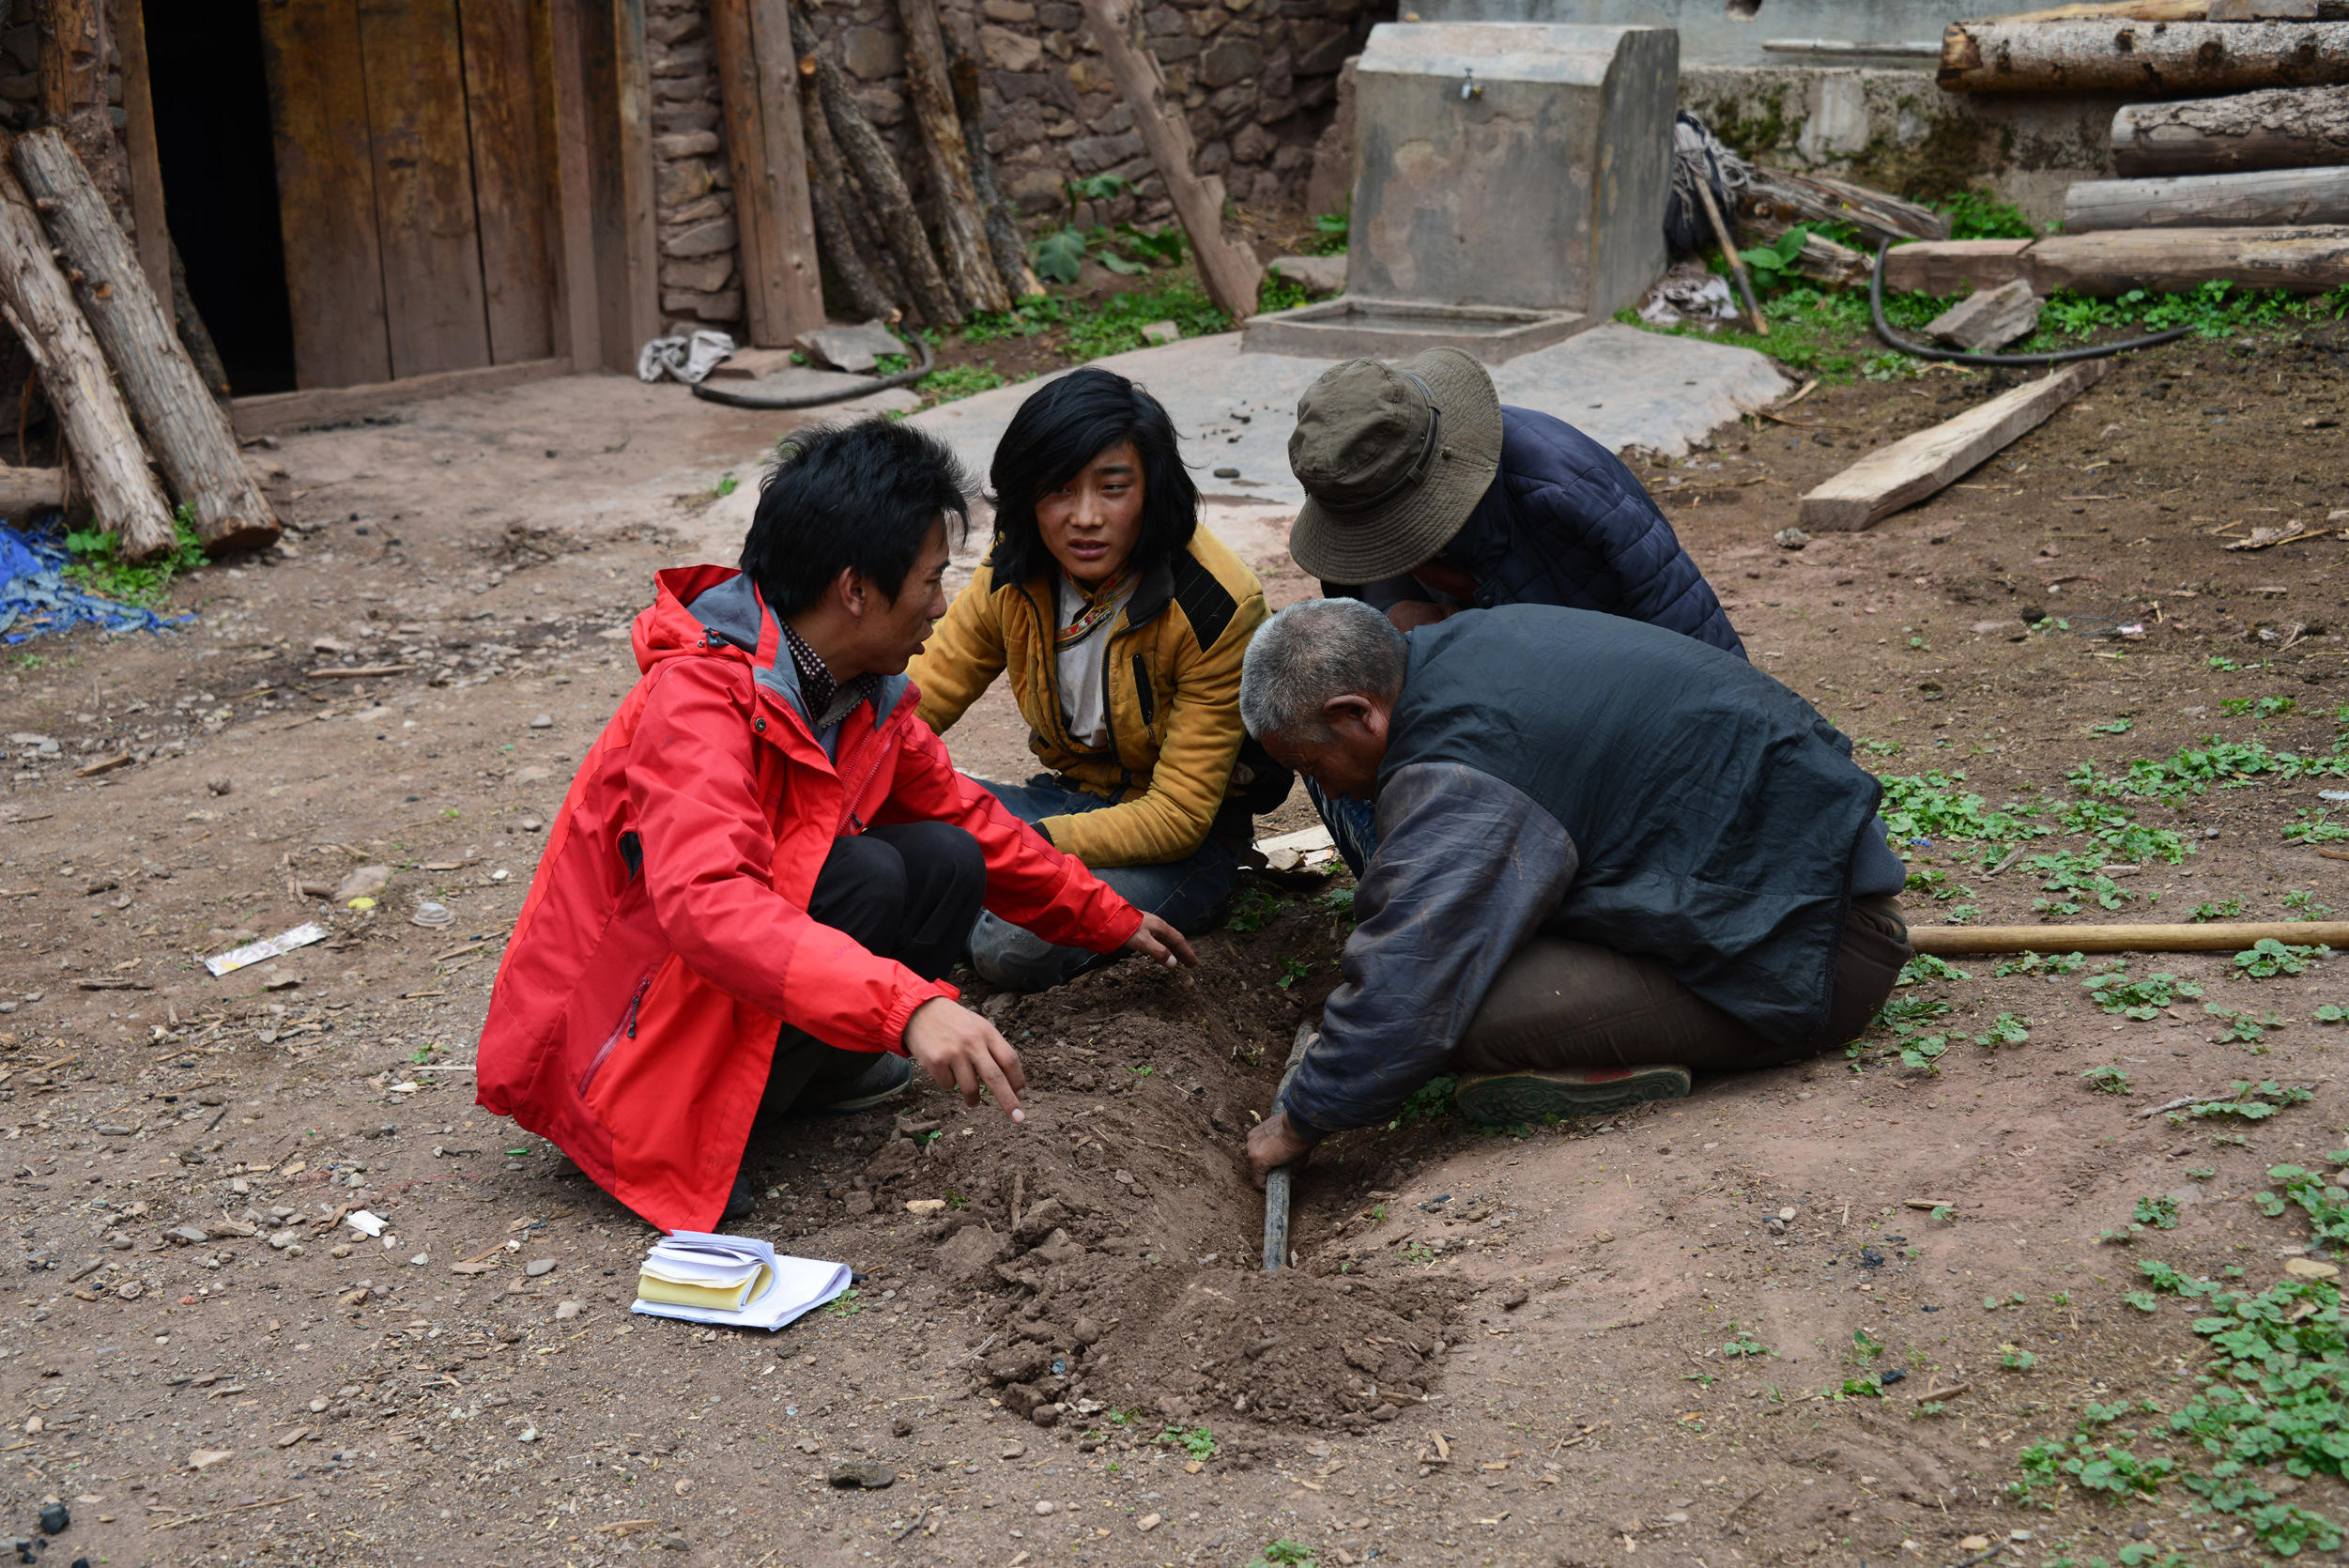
{"left": 577, "top": 970, "right": 654, "bottom": 1098}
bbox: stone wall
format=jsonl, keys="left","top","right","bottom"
{"left": 643, "top": 0, "right": 1387, "bottom": 333}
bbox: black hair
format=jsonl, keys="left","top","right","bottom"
{"left": 985, "top": 367, "right": 1198, "bottom": 586}
{"left": 740, "top": 418, "right": 971, "bottom": 618}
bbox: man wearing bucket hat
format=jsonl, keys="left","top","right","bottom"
{"left": 1286, "top": 347, "right": 1743, "bottom": 875}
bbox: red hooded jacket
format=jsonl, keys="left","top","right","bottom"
{"left": 475, "top": 565, "right": 1142, "bottom": 1232}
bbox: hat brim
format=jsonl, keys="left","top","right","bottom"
{"left": 1287, "top": 346, "right": 1504, "bottom": 586}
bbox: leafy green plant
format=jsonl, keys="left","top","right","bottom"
{"left": 1895, "top": 1029, "right": 1949, "bottom": 1074}
{"left": 1897, "top": 953, "right": 1973, "bottom": 987}
{"left": 1995, "top": 950, "right": 2088, "bottom": 978}
{"left": 64, "top": 508, "right": 207, "bottom": 607}
{"left": 2284, "top": 890, "right": 2335, "bottom": 922}
{"left": 1254, "top": 1542, "right": 1316, "bottom": 1568}
{"left": 2126, "top": 1291, "right": 2160, "bottom": 1313}
{"left": 1974, "top": 1013, "right": 2032, "bottom": 1049}
{"left": 1389, "top": 1075, "right": 1459, "bottom": 1130}
{"left": 2081, "top": 965, "right": 2203, "bottom": 1019}
{"left": 2284, "top": 810, "right": 2349, "bottom": 845}
{"left": 1942, "top": 190, "right": 2040, "bottom": 239}
{"left": 2191, "top": 898, "right": 2247, "bottom": 923}
{"left": 1258, "top": 270, "right": 1315, "bottom": 314}
{"left": 1732, "top": 224, "right": 1820, "bottom": 293}
{"left": 1158, "top": 1423, "right": 1220, "bottom": 1459}
{"left": 2205, "top": 1005, "right": 2289, "bottom": 1047}
{"left": 914, "top": 362, "right": 1013, "bottom": 407}
{"left": 2001, "top": 1346, "right": 2038, "bottom": 1371}
{"left": 1224, "top": 887, "right": 1285, "bottom": 933}
{"left": 2236, "top": 939, "right": 2329, "bottom": 978}
{"left": 1311, "top": 206, "right": 1349, "bottom": 255}
{"left": 2082, "top": 1065, "right": 2134, "bottom": 1095}
{"left": 2188, "top": 1081, "right": 2311, "bottom": 1120}
{"left": 1722, "top": 1328, "right": 1770, "bottom": 1358}
{"left": 2317, "top": 1006, "right": 2348, "bottom": 1025}
{"left": 1274, "top": 958, "right": 1313, "bottom": 991}
{"left": 2136, "top": 1195, "right": 2183, "bottom": 1231}
{"left": 2219, "top": 695, "right": 2296, "bottom": 718}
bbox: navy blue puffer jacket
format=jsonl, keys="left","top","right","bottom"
{"left": 1328, "top": 407, "right": 1746, "bottom": 658}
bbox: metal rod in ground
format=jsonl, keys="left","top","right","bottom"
{"left": 1262, "top": 1021, "right": 1318, "bottom": 1274}
{"left": 1910, "top": 920, "right": 2349, "bottom": 956}
{"left": 1695, "top": 178, "right": 1768, "bottom": 336}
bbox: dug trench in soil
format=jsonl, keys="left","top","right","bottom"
{"left": 730, "top": 910, "right": 1473, "bottom": 1437}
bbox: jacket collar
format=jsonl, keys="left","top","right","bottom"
{"left": 682, "top": 573, "right": 911, "bottom": 739}
{"left": 1016, "top": 552, "right": 1177, "bottom": 636}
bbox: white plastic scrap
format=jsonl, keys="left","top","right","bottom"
{"left": 205, "top": 922, "right": 328, "bottom": 978}
{"left": 346, "top": 1210, "right": 387, "bottom": 1238}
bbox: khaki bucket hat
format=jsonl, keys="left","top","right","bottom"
{"left": 1285, "top": 346, "right": 1503, "bottom": 585}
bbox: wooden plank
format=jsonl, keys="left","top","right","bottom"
{"left": 459, "top": 0, "right": 556, "bottom": 364}
{"left": 1797, "top": 361, "right": 2109, "bottom": 532}
{"left": 581, "top": 0, "right": 660, "bottom": 373}
{"left": 1925, "top": 279, "right": 2041, "bottom": 349}
{"left": 2112, "top": 85, "right": 2349, "bottom": 177}
{"left": 896, "top": 0, "right": 1012, "bottom": 315}
{"left": 115, "top": 0, "right": 171, "bottom": 309}
{"left": 712, "top": 0, "right": 796, "bottom": 345}
{"left": 14, "top": 130, "right": 282, "bottom": 553}
{"left": 2066, "top": 165, "right": 2349, "bottom": 229}
{"left": 1886, "top": 225, "right": 2349, "bottom": 295}
{"left": 1986, "top": 0, "right": 2205, "bottom": 18}
{"left": 1914, "top": 920, "right": 2349, "bottom": 955}
{"left": 1940, "top": 19, "right": 2349, "bottom": 93}
{"left": 536, "top": 0, "right": 603, "bottom": 373}
{"left": 357, "top": 0, "right": 492, "bottom": 378}
{"left": 257, "top": 0, "right": 392, "bottom": 389}
{"left": 229, "top": 356, "right": 572, "bottom": 438}
{"left": 1742, "top": 165, "right": 1951, "bottom": 245}
{"left": 748, "top": 0, "right": 825, "bottom": 337}
{"left": 0, "top": 466, "right": 65, "bottom": 517}
{"left": 1880, "top": 238, "right": 2032, "bottom": 295}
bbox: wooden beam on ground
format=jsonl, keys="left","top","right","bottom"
{"left": 0, "top": 157, "right": 175, "bottom": 558}
{"left": 2112, "top": 85, "right": 2349, "bottom": 177}
{"left": 1940, "top": 19, "right": 2349, "bottom": 93}
{"left": 12, "top": 130, "right": 280, "bottom": 554}
{"left": 1885, "top": 225, "right": 2349, "bottom": 296}
{"left": 1913, "top": 920, "right": 2349, "bottom": 955}
{"left": 0, "top": 466, "right": 66, "bottom": 517}
{"left": 1797, "top": 360, "right": 2109, "bottom": 533}
{"left": 115, "top": 0, "right": 171, "bottom": 309}
{"left": 228, "top": 357, "right": 572, "bottom": 439}
{"left": 1741, "top": 165, "right": 1951, "bottom": 247}
{"left": 1077, "top": 0, "right": 1263, "bottom": 321}
{"left": 1984, "top": 0, "right": 2206, "bottom": 19}
{"left": 712, "top": 0, "right": 824, "bottom": 345}
{"left": 2066, "top": 165, "right": 2349, "bottom": 230}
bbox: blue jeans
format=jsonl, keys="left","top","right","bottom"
{"left": 1307, "top": 779, "right": 1380, "bottom": 879}
{"left": 967, "top": 775, "right": 1238, "bottom": 991}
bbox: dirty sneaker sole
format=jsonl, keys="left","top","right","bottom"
{"left": 1452, "top": 1066, "right": 1693, "bottom": 1127}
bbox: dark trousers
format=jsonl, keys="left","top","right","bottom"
{"left": 1450, "top": 895, "right": 1912, "bottom": 1078}
{"left": 758, "top": 822, "right": 988, "bottom": 1116}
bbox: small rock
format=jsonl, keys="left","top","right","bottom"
{"left": 829, "top": 1461, "right": 897, "bottom": 1489}
{"left": 1778, "top": 1207, "right": 1798, "bottom": 1221}
{"left": 517, "top": 1427, "right": 538, "bottom": 1443}
{"left": 1213, "top": 467, "right": 1240, "bottom": 479}
{"left": 1369, "top": 1402, "right": 1399, "bottom": 1422}
{"left": 891, "top": 1415, "right": 914, "bottom": 1437}
{"left": 937, "top": 1225, "right": 1009, "bottom": 1284}
{"left": 267, "top": 1228, "right": 299, "bottom": 1250}
{"left": 843, "top": 1190, "right": 876, "bottom": 1217}
{"left": 659, "top": 1533, "right": 689, "bottom": 1552}
{"left": 1138, "top": 1512, "right": 1161, "bottom": 1530}
{"left": 115, "top": 1281, "right": 142, "bottom": 1300}
{"left": 408, "top": 1253, "right": 428, "bottom": 1267}
{"left": 903, "top": 1198, "right": 946, "bottom": 1215}
{"left": 525, "top": 1258, "right": 556, "bottom": 1277}
{"left": 999, "top": 1441, "right": 1025, "bottom": 1460}
{"left": 188, "top": 1448, "right": 233, "bottom": 1470}
{"left": 1071, "top": 1315, "right": 1102, "bottom": 1345}
{"left": 1138, "top": 320, "right": 1179, "bottom": 345}
{"left": 1499, "top": 1286, "right": 1528, "bottom": 1310}
{"left": 1593, "top": 1231, "right": 1614, "bottom": 1244}
{"left": 1033, "top": 1499, "right": 1058, "bottom": 1515}
{"left": 2287, "top": 1256, "right": 2340, "bottom": 1279}
{"left": 555, "top": 1299, "right": 584, "bottom": 1320}
{"left": 205, "top": 776, "right": 233, "bottom": 796}
{"left": 1773, "top": 527, "right": 1809, "bottom": 551}
{"left": 529, "top": 714, "right": 554, "bottom": 730}
{"left": 37, "top": 1503, "right": 67, "bottom": 1535}
{"left": 1030, "top": 1403, "right": 1062, "bottom": 1428}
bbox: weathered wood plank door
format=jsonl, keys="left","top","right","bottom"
{"left": 259, "top": 0, "right": 555, "bottom": 389}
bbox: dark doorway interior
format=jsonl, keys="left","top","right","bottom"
{"left": 143, "top": 0, "right": 296, "bottom": 396}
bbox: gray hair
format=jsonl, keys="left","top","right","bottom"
{"left": 1239, "top": 597, "right": 1407, "bottom": 741}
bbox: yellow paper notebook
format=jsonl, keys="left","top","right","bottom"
{"left": 636, "top": 1263, "right": 772, "bottom": 1313}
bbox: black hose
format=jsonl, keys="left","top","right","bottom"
{"left": 1867, "top": 238, "right": 2195, "bottom": 367}
{"left": 689, "top": 330, "right": 935, "bottom": 410}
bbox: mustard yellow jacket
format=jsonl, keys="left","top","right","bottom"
{"left": 908, "top": 527, "right": 1267, "bottom": 869}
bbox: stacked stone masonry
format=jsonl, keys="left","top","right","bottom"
{"left": 647, "top": 0, "right": 1385, "bottom": 332}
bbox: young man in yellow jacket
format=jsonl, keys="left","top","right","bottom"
{"left": 909, "top": 368, "right": 1278, "bottom": 990}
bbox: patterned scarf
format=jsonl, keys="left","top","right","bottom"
{"left": 1053, "top": 565, "right": 1136, "bottom": 651}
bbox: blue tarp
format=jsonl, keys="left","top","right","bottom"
{"left": 0, "top": 523, "right": 192, "bottom": 643}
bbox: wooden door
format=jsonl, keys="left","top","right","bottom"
{"left": 258, "top": 0, "right": 555, "bottom": 389}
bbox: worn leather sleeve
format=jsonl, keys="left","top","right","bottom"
{"left": 1280, "top": 761, "right": 1579, "bottom": 1137}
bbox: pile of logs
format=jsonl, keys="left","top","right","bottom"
{"left": 787, "top": 0, "right": 1036, "bottom": 331}
{"left": 0, "top": 128, "right": 276, "bottom": 561}
{"left": 1914, "top": 1, "right": 2349, "bottom": 296}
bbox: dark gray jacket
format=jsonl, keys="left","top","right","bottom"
{"left": 1328, "top": 407, "right": 1745, "bottom": 657}
{"left": 1282, "top": 607, "right": 1892, "bottom": 1137}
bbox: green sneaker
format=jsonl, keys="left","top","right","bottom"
{"left": 1452, "top": 1065, "right": 1693, "bottom": 1127}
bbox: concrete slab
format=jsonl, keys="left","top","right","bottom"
{"left": 906, "top": 323, "right": 1789, "bottom": 513}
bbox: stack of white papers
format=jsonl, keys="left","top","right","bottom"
{"left": 631, "top": 1231, "right": 851, "bottom": 1331}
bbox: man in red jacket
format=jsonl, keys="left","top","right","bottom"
{"left": 477, "top": 420, "right": 1194, "bottom": 1234}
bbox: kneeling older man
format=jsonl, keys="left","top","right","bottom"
{"left": 1236, "top": 598, "right": 1911, "bottom": 1183}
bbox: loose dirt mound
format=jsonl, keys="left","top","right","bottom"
{"left": 742, "top": 913, "right": 1469, "bottom": 1435}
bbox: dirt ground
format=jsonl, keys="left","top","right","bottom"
{"left": 4, "top": 322, "right": 2349, "bottom": 1568}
